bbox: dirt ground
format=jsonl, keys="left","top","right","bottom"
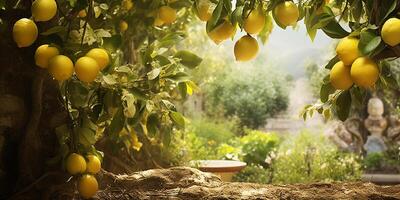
{"left": 90, "top": 167, "right": 400, "bottom": 200}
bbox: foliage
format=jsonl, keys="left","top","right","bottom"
{"left": 205, "top": 65, "right": 290, "bottom": 128}
{"left": 232, "top": 164, "right": 272, "bottom": 184}
{"left": 305, "top": 62, "right": 328, "bottom": 98}
{"left": 240, "top": 130, "right": 280, "bottom": 167}
{"left": 363, "top": 146, "right": 400, "bottom": 173}
{"left": 272, "top": 131, "right": 362, "bottom": 184}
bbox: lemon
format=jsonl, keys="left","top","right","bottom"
{"left": 208, "top": 20, "right": 236, "bottom": 44}
{"left": 158, "top": 6, "right": 177, "bottom": 24}
{"left": 234, "top": 35, "right": 259, "bottom": 61}
{"left": 65, "top": 153, "right": 87, "bottom": 175}
{"left": 48, "top": 55, "right": 74, "bottom": 81}
{"left": 78, "top": 174, "right": 98, "bottom": 199}
{"left": 86, "top": 48, "right": 110, "bottom": 70}
{"left": 197, "top": 2, "right": 212, "bottom": 22}
{"left": 13, "top": 18, "right": 38, "bottom": 47}
{"left": 119, "top": 20, "right": 128, "bottom": 32}
{"left": 244, "top": 9, "right": 266, "bottom": 35}
{"left": 31, "top": 0, "right": 57, "bottom": 22}
{"left": 121, "top": 0, "right": 133, "bottom": 11}
{"left": 336, "top": 37, "right": 360, "bottom": 66}
{"left": 329, "top": 61, "right": 353, "bottom": 90}
{"left": 86, "top": 155, "right": 101, "bottom": 174}
{"left": 381, "top": 18, "right": 400, "bottom": 47}
{"left": 350, "top": 57, "right": 379, "bottom": 88}
{"left": 78, "top": 9, "right": 87, "bottom": 18}
{"left": 274, "top": 1, "right": 299, "bottom": 27}
{"left": 35, "top": 44, "right": 59, "bottom": 68}
{"left": 75, "top": 56, "right": 100, "bottom": 83}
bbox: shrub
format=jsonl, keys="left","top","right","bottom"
{"left": 232, "top": 164, "right": 272, "bottom": 184}
{"left": 240, "top": 130, "right": 280, "bottom": 167}
{"left": 205, "top": 65, "right": 290, "bottom": 129}
{"left": 272, "top": 131, "right": 362, "bottom": 184}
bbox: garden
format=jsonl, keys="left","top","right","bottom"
{"left": 1, "top": 0, "right": 400, "bottom": 199}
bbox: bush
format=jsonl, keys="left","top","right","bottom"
{"left": 240, "top": 130, "right": 280, "bottom": 167}
{"left": 205, "top": 65, "right": 290, "bottom": 129}
{"left": 232, "top": 164, "right": 272, "bottom": 184}
{"left": 272, "top": 131, "right": 362, "bottom": 184}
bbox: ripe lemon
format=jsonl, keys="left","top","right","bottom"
{"left": 78, "top": 174, "right": 98, "bottom": 199}
{"left": 244, "top": 9, "right": 266, "bottom": 35}
{"left": 75, "top": 56, "right": 100, "bottom": 83}
{"left": 274, "top": 1, "right": 299, "bottom": 27}
{"left": 336, "top": 37, "right": 360, "bottom": 66}
{"left": 86, "top": 155, "right": 101, "bottom": 174}
{"left": 49, "top": 55, "right": 74, "bottom": 81}
{"left": 350, "top": 57, "right": 379, "bottom": 88}
{"left": 158, "top": 6, "right": 177, "bottom": 24}
{"left": 78, "top": 9, "right": 87, "bottom": 18}
{"left": 329, "top": 61, "right": 353, "bottom": 90}
{"left": 121, "top": 0, "right": 133, "bottom": 11}
{"left": 35, "top": 44, "right": 59, "bottom": 68}
{"left": 381, "top": 18, "right": 400, "bottom": 47}
{"left": 208, "top": 20, "right": 236, "bottom": 44}
{"left": 119, "top": 20, "right": 128, "bottom": 32}
{"left": 197, "top": 2, "right": 212, "bottom": 22}
{"left": 13, "top": 18, "right": 38, "bottom": 47}
{"left": 86, "top": 48, "right": 110, "bottom": 70}
{"left": 234, "top": 35, "right": 259, "bottom": 61}
{"left": 65, "top": 153, "right": 87, "bottom": 175}
{"left": 31, "top": 0, "right": 57, "bottom": 22}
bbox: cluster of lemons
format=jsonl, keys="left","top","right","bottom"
{"left": 330, "top": 17, "right": 400, "bottom": 91}
{"left": 197, "top": 1, "right": 299, "bottom": 62}
{"left": 66, "top": 153, "right": 102, "bottom": 199}
{"left": 12, "top": 0, "right": 111, "bottom": 83}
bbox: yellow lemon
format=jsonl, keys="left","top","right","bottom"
{"left": 350, "top": 57, "right": 379, "bottom": 88}
{"left": 78, "top": 174, "right": 98, "bottom": 199}
{"left": 197, "top": 2, "right": 213, "bottom": 22}
{"left": 158, "top": 6, "right": 177, "bottom": 24}
{"left": 329, "top": 61, "right": 353, "bottom": 90}
{"left": 121, "top": 0, "right": 133, "bottom": 11}
{"left": 119, "top": 20, "right": 128, "bottom": 32}
{"left": 13, "top": 18, "right": 38, "bottom": 47}
{"left": 336, "top": 37, "right": 360, "bottom": 66}
{"left": 244, "top": 9, "right": 266, "bottom": 35}
{"left": 381, "top": 18, "right": 400, "bottom": 47}
{"left": 274, "top": 1, "right": 299, "bottom": 27}
{"left": 86, "top": 155, "right": 101, "bottom": 174}
{"left": 78, "top": 9, "right": 87, "bottom": 18}
{"left": 86, "top": 48, "right": 110, "bottom": 70}
{"left": 48, "top": 55, "right": 74, "bottom": 81}
{"left": 234, "top": 35, "right": 259, "bottom": 61}
{"left": 31, "top": 0, "right": 57, "bottom": 22}
{"left": 35, "top": 44, "right": 59, "bottom": 68}
{"left": 208, "top": 20, "right": 236, "bottom": 44}
{"left": 75, "top": 56, "right": 100, "bottom": 83}
{"left": 65, "top": 153, "right": 87, "bottom": 175}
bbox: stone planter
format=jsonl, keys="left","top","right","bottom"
{"left": 191, "top": 160, "right": 247, "bottom": 182}
{"left": 362, "top": 174, "right": 400, "bottom": 185}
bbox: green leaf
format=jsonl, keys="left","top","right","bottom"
{"left": 178, "top": 82, "right": 187, "bottom": 99}
{"left": 322, "top": 21, "right": 349, "bottom": 39}
{"left": 77, "top": 127, "right": 96, "bottom": 147}
{"left": 206, "top": 0, "right": 224, "bottom": 32}
{"left": 325, "top": 55, "right": 339, "bottom": 69}
{"left": 359, "top": 29, "right": 382, "bottom": 56}
{"left": 335, "top": 90, "right": 352, "bottom": 121}
{"left": 68, "top": 80, "right": 90, "bottom": 108}
{"left": 55, "top": 124, "right": 70, "bottom": 144}
{"left": 146, "top": 114, "right": 159, "bottom": 137}
{"left": 108, "top": 108, "right": 125, "bottom": 135}
{"left": 169, "top": 111, "right": 185, "bottom": 128}
{"left": 147, "top": 68, "right": 161, "bottom": 80}
{"left": 258, "top": 14, "right": 274, "bottom": 44}
{"left": 174, "top": 51, "right": 203, "bottom": 68}
{"left": 164, "top": 72, "right": 190, "bottom": 82}
{"left": 320, "top": 82, "right": 335, "bottom": 103}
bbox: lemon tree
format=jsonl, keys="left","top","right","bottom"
{"left": 2, "top": 0, "right": 400, "bottom": 199}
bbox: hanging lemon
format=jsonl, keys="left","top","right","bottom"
{"left": 34, "top": 44, "right": 59, "bottom": 68}
{"left": 78, "top": 174, "right": 98, "bottom": 199}
{"left": 75, "top": 56, "right": 100, "bottom": 83}
{"left": 234, "top": 35, "right": 259, "bottom": 61}
{"left": 65, "top": 153, "right": 87, "bottom": 175}
{"left": 31, "top": 0, "right": 57, "bottom": 21}
{"left": 13, "top": 18, "right": 38, "bottom": 47}
{"left": 329, "top": 61, "right": 353, "bottom": 90}
{"left": 158, "top": 6, "right": 177, "bottom": 24}
{"left": 274, "top": 1, "right": 299, "bottom": 27}
{"left": 244, "top": 9, "right": 266, "bottom": 35}
{"left": 86, "top": 48, "right": 110, "bottom": 70}
{"left": 48, "top": 55, "right": 74, "bottom": 81}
